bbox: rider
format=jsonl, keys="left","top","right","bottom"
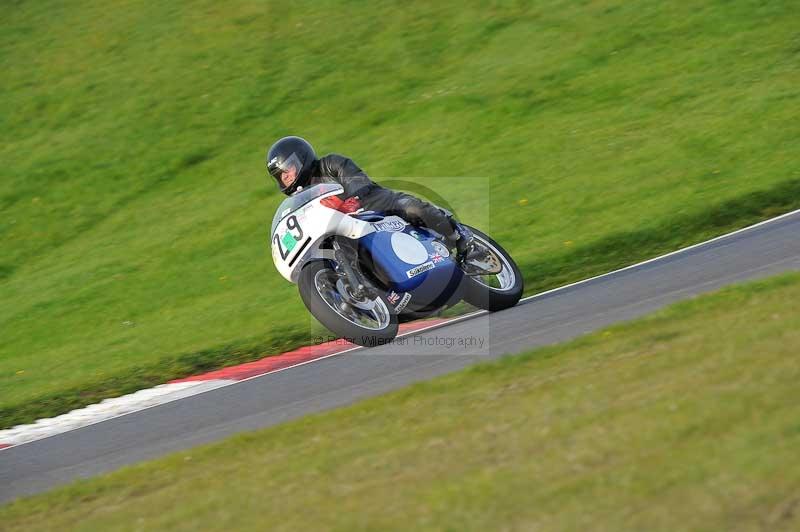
{"left": 266, "top": 135, "right": 477, "bottom": 260}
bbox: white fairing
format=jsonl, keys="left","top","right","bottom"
{"left": 270, "top": 186, "right": 407, "bottom": 283}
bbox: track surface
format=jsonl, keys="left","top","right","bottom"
{"left": 3, "top": 211, "right": 800, "bottom": 504}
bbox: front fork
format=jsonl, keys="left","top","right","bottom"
{"left": 331, "top": 239, "right": 376, "bottom": 300}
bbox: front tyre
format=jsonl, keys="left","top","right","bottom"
{"left": 298, "top": 261, "right": 399, "bottom": 347}
{"left": 462, "top": 226, "right": 524, "bottom": 311}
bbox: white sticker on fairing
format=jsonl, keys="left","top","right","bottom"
{"left": 373, "top": 219, "right": 406, "bottom": 232}
{"left": 406, "top": 261, "right": 434, "bottom": 278}
{"left": 432, "top": 241, "right": 450, "bottom": 258}
{"left": 387, "top": 291, "right": 401, "bottom": 305}
{"left": 394, "top": 292, "right": 412, "bottom": 312}
{"left": 391, "top": 232, "right": 429, "bottom": 265}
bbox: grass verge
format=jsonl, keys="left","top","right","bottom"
{"left": 2, "top": 272, "right": 799, "bottom": 530}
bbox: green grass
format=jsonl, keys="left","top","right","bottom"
{"left": 3, "top": 272, "right": 799, "bottom": 530}
{"left": 2, "top": 0, "right": 800, "bottom": 427}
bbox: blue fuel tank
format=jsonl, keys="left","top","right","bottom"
{"left": 357, "top": 224, "right": 464, "bottom": 312}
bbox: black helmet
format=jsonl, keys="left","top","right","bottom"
{"left": 266, "top": 136, "right": 317, "bottom": 195}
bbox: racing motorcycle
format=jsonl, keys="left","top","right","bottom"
{"left": 270, "top": 183, "right": 523, "bottom": 347}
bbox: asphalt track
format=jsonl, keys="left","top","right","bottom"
{"left": 2, "top": 210, "right": 800, "bottom": 504}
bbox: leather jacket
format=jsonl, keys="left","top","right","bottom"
{"left": 307, "top": 154, "right": 378, "bottom": 199}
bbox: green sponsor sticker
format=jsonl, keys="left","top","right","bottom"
{"left": 282, "top": 231, "right": 297, "bottom": 251}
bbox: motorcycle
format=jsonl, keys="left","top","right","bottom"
{"left": 270, "top": 183, "right": 523, "bottom": 347}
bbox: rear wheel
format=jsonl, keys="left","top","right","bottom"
{"left": 461, "top": 226, "right": 523, "bottom": 311}
{"left": 298, "top": 261, "right": 399, "bottom": 347}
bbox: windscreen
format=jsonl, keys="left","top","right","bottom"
{"left": 270, "top": 183, "right": 343, "bottom": 236}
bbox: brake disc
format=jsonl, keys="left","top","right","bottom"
{"left": 463, "top": 243, "right": 503, "bottom": 275}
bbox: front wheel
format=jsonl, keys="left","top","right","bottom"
{"left": 461, "top": 226, "right": 524, "bottom": 311}
{"left": 298, "top": 261, "right": 399, "bottom": 347}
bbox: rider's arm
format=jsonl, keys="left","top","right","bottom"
{"left": 317, "top": 153, "right": 377, "bottom": 199}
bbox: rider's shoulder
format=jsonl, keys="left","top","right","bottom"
{"left": 318, "top": 153, "right": 355, "bottom": 175}
{"left": 319, "top": 153, "right": 351, "bottom": 164}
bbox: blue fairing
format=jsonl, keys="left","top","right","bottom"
{"left": 356, "top": 222, "right": 464, "bottom": 312}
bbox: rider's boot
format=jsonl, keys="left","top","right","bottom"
{"left": 447, "top": 218, "right": 502, "bottom": 274}
{"left": 445, "top": 219, "right": 477, "bottom": 263}
{"left": 455, "top": 225, "right": 476, "bottom": 263}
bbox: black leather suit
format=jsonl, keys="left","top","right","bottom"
{"left": 307, "top": 154, "right": 458, "bottom": 240}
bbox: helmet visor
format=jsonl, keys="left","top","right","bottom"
{"left": 268, "top": 152, "right": 303, "bottom": 190}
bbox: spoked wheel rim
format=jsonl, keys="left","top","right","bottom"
{"left": 467, "top": 237, "right": 517, "bottom": 292}
{"left": 313, "top": 269, "right": 392, "bottom": 331}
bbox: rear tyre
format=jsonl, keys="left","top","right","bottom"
{"left": 461, "top": 226, "right": 524, "bottom": 311}
{"left": 298, "top": 261, "right": 399, "bottom": 347}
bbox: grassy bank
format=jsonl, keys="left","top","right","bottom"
{"left": 3, "top": 272, "right": 799, "bottom": 529}
{"left": 2, "top": 0, "right": 799, "bottom": 427}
